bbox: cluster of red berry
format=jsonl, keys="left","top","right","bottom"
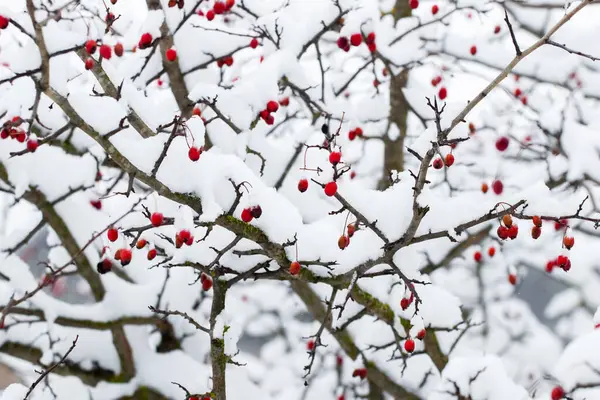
{"left": 1, "top": 117, "right": 39, "bottom": 152}
{"left": 337, "top": 32, "right": 376, "bottom": 53}
{"left": 241, "top": 205, "right": 262, "bottom": 223}
{"left": 259, "top": 100, "right": 280, "bottom": 125}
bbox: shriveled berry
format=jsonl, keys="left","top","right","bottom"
{"left": 338, "top": 235, "right": 349, "bottom": 250}
{"left": 532, "top": 216, "right": 542, "bottom": 227}
{"left": 97, "top": 259, "right": 113, "bottom": 274}
{"left": 531, "top": 226, "right": 541, "bottom": 239}
{"left": 251, "top": 205, "right": 262, "bottom": 219}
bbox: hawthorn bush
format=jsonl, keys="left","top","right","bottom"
{"left": 0, "top": 0, "right": 599, "bottom": 399}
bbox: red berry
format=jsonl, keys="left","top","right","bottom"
{"left": 114, "top": 42, "right": 124, "bottom": 57}
{"left": 492, "top": 180, "right": 503, "bottom": 195}
{"left": 336, "top": 36, "right": 349, "bottom": 49}
{"left": 298, "top": 179, "right": 308, "bottom": 193}
{"left": 400, "top": 298, "right": 410, "bottom": 310}
{"left": 367, "top": 43, "right": 377, "bottom": 53}
{"left": 514, "top": 88, "right": 522, "bottom": 97}
{"left": 26, "top": 138, "right": 39, "bottom": 152}
{"left": 84, "top": 57, "right": 95, "bottom": 70}
{"left": 494, "top": 25, "right": 501, "bottom": 34}
{"left": 433, "top": 158, "right": 443, "bottom": 169}
{"left": 107, "top": 228, "right": 118, "bottom": 242}
{"left": 139, "top": 33, "right": 153, "bottom": 49}
{"left": 279, "top": 97, "right": 289, "bottom": 106}
{"left": 350, "top": 33, "right": 362, "bottom": 46}
{"left": 531, "top": 226, "right": 541, "bottom": 239}
{"left": 225, "top": 0, "right": 235, "bottom": 9}
{"left": 488, "top": 247, "right": 495, "bottom": 257}
{"left": 188, "top": 146, "right": 201, "bottom": 161}
{"left": 563, "top": 236, "right": 574, "bottom": 250}
{"left": 213, "top": 1, "right": 226, "bottom": 14}
{"left": 404, "top": 339, "right": 415, "bottom": 353}
{"left": 508, "top": 224, "right": 519, "bottom": 239}
{"left": 99, "top": 44, "right": 112, "bottom": 60}
{"left": 307, "top": 340, "right": 315, "bottom": 351}
{"left": 90, "top": 200, "right": 102, "bottom": 210}
{"left": 438, "top": 87, "right": 447, "bottom": 99}
{"left": 329, "top": 151, "right": 341, "bottom": 165}
{"left": 348, "top": 130, "right": 356, "bottom": 141}
{"left": 444, "top": 153, "right": 454, "bottom": 167}
{"left": 532, "top": 216, "right": 542, "bottom": 227}
{"left": 206, "top": 10, "right": 215, "bottom": 20}
{"left": 546, "top": 260, "right": 555, "bottom": 273}
{"left": 347, "top": 224, "right": 356, "bottom": 238}
{"left": 151, "top": 212, "right": 164, "bottom": 227}
{"left": 96, "top": 259, "right": 113, "bottom": 274}
{"left": 508, "top": 274, "right": 517, "bottom": 285}
{"left": 521, "top": 96, "right": 528, "bottom": 105}
{"left": 202, "top": 275, "right": 213, "bottom": 291}
{"left": 324, "top": 182, "right": 337, "bottom": 197}
{"left": 431, "top": 5, "right": 439, "bottom": 14}
{"left": 338, "top": 235, "right": 349, "bottom": 250}
{"left": 136, "top": 239, "right": 147, "bottom": 249}
{"left": 147, "top": 249, "right": 157, "bottom": 260}
{"left": 497, "top": 225, "right": 509, "bottom": 240}
{"left": 166, "top": 48, "right": 177, "bottom": 61}
{"left": 120, "top": 248, "right": 132, "bottom": 266}
{"left": 241, "top": 208, "right": 253, "bottom": 223}
{"left": 555, "top": 219, "right": 567, "bottom": 231}
{"left": 265, "top": 115, "right": 274, "bottom": 125}
{"left": 551, "top": 386, "right": 564, "bottom": 400}
{"left": 366, "top": 32, "right": 376, "bottom": 45}
{"left": 409, "top": 0, "right": 419, "bottom": 10}
{"left": 224, "top": 56, "right": 233, "bottom": 66}
{"left": 496, "top": 137, "right": 509, "bottom": 151}
{"left": 289, "top": 261, "right": 301, "bottom": 275}
{"left": 470, "top": 45, "right": 477, "bottom": 55}
{"left": 481, "top": 183, "right": 488, "bottom": 193}
{"left": 15, "top": 132, "right": 26, "bottom": 143}
{"left": 502, "top": 214, "right": 513, "bottom": 228}
{"left": 85, "top": 40, "right": 97, "bottom": 55}
{"left": 266, "top": 100, "right": 279, "bottom": 113}
{"left": 0, "top": 15, "right": 9, "bottom": 30}
{"left": 250, "top": 38, "right": 259, "bottom": 48}
{"left": 178, "top": 230, "right": 191, "bottom": 242}
{"left": 474, "top": 251, "right": 482, "bottom": 262}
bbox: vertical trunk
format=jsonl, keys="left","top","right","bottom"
{"left": 210, "top": 280, "right": 228, "bottom": 400}
{"left": 378, "top": 2, "right": 412, "bottom": 190}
